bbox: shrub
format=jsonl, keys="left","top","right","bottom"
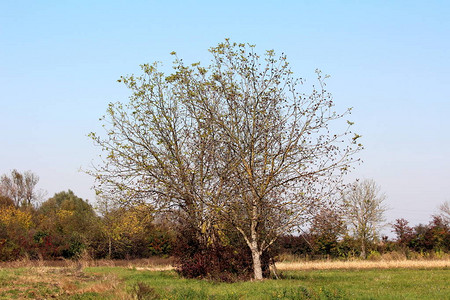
{"left": 130, "top": 282, "right": 160, "bottom": 300}
{"left": 380, "top": 250, "right": 406, "bottom": 261}
{"left": 276, "top": 234, "right": 313, "bottom": 256}
{"left": 147, "top": 229, "right": 174, "bottom": 256}
{"left": 173, "top": 224, "right": 271, "bottom": 281}
{"left": 367, "top": 250, "right": 382, "bottom": 261}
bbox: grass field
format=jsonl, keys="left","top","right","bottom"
{"left": 0, "top": 260, "right": 448, "bottom": 299}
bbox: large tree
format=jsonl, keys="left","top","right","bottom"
{"left": 89, "top": 40, "right": 361, "bottom": 279}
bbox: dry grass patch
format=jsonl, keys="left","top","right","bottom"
{"left": 276, "top": 259, "right": 450, "bottom": 271}
{"left": 0, "top": 256, "right": 174, "bottom": 269}
{"left": 79, "top": 273, "right": 121, "bottom": 294}
{"left": 0, "top": 266, "right": 124, "bottom": 299}
{"left": 135, "top": 265, "right": 174, "bottom": 271}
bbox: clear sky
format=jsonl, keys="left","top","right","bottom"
{"left": 1, "top": 0, "right": 449, "bottom": 231}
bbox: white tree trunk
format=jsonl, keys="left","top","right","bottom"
{"left": 250, "top": 243, "right": 263, "bottom": 280}
{"left": 360, "top": 239, "right": 366, "bottom": 258}
{"left": 250, "top": 203, "right": 264, "bottom": 280}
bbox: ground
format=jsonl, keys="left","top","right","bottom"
{"left": 0, "top": 259, "right": 448, "bottom": 299}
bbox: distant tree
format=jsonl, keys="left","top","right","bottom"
{"left": 38, "top": 190, "right": 99, "bottom": 257}
{"left": 0, "top": 170, "right": 40, "bottom": 207}
{"left": 309, "top": 207, "right": 346, "bottom": 256}
{"left": 343, "top": 179, "right": 386, "bottom": 258}
{"left": 0, "top": 205, "right": 33, "bottom": 260}
{"left": 277, "top": 234, "right": 314, "bottom": 257}
{"left": 392, "top": 218, "right": 414, "bottom": 247}
{"left": 409, "top": 217, "right": 450, "bottom": 253}
{"left": 0, "top": 195, "right": 14, "bottom": 208}
{"left": 89, "top": 40, "right": 361, "bottom": 279}
{"left": 105, "top": 204, "right": 154, "bottom": 259}
{"left": 94, "top": 196, "right": 117, "bottom": 259}
{"left": 0, "top": 206, "right": 33, "bottom": 233}
{"left": 409, "top": 223, "right": 430, "bottom": 252}
{"left": 426, "top": 216, "right": 450, "bottom": 252}
{"left": 437, "top": 201, "right": 450, "bottom": 226}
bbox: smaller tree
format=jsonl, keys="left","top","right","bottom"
{"left": 38, "top": 190, "right": 99, "bottom": 258}
{"left": 0, "top": 170, "right": 40, "bottom": 207}
{"left": 437, "top": 201, "right": 450, "bottom": 226}
{"left": 343, "top": 179, "right": 386, "bottom": 258}
{"left": 409, "top": 217, "right": 450, "bottom": 253}
{"left": 426, "top": 216, "right": 450, "bottom": 252}
{"left": 95, "top": 196, "right": 157, "bottom": 259}
{"left": 0, "top": 205, "right": 34, "bottom": 260}
{"left": 309, "top": 208, "right": 346, "bottom": 257}
{"left": 392, "top": 218, "right": 414, "bottom": 248}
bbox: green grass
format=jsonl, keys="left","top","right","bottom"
{"left": 85, "top": 266, "right": 450, "bottom": 299}
{"left": 0, "top": 266, "right": 448, "bottom": 299}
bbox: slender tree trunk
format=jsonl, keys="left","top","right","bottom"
{"left": 360, "top": 239, "right": 366, "bottom": 259}
{"left": 108, "top": 236, "right": 112, "bottom": 259}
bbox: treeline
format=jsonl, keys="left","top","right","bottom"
{"left": 1, "top": 190, "right": 449, "bottom": 262}
{"left": 279, "top": 215, "right": 450, "bottom": 260}
{"left": 1, "top": 170, "right": 449, "bottom": 270}
{"left": 0, "top": 189, "right": 175, "bottom": 261}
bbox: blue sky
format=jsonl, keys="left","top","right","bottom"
{"left": 1, "top": 0, "right": 449, "bottom": 229}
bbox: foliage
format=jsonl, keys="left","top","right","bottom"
{"left": 101, "top": 204, "right": 157, "bottom": 259}
{"left": 309, "top": 208, "right": 346, "bottom": 256}
{"left": 0, "top": 206, "right": 33, "bottom": 230}
{"left": 276, "top": 214, "right": 450, "bottom": 260}
{"left": 147, "top": 228, "right": 175, "bottom": 256}
{"left": 37, "top": 190, "right": 100, "bottom": 258}
{"left": 276, "top": 234, "right": 313, "bottom": 257}
{"left": 0, "top": 183, "right": 176, "bottom": 261}
{"left": 173, "top": 222, "right": 259, "bottom": 282}
{"left": 0, "top": 195, "right": 14, "bottom": 208}
{"left": 409, "top": 216, "right": 450, "bottom": 253}
{"left": 392, "top": 218, "right": 414, "bottom": 248}
{"left": 0, "top": 171, "right": 448, "bottom": 264}
{"left": 0, "top": 206, "right": 34, "bottom": 260}
{"left": 108, "top": 205, "right": 153, "bottom": 243}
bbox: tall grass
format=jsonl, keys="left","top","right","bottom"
{"left": 276, "top": 259, "right": 450, "bottom": 271}
{"left": 276, "top": 250, "right": 450, "bottom": 263}
{"left": 0, "top": 256, "right": 173, "bottom": 269}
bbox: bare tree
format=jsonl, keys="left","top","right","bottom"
{"left": 89, "top": 40, "right": 361, "bottom": 279}
{"left": 437, "top": 201, "right": 450, "bottom": 225}
{"left": 343, "top": 179, "right": 386, "bottom": 258}
{"left": 0, "top": 170, "right": 40, "bottom": 207}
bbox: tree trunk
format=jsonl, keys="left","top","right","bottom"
{"left": 249, "top": 203, "right": 264, "bottom": 280}
{"left": 108, "top": 236, "right": 112, "bottom": 259}
{"left": 360, "top": 239, "right": 366, "bottom": 259}
{"left": 250, "top": 243, "right": 263, "bottom": 280}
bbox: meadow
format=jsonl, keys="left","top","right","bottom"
{"left": 0, "top": 259, "right": 448, "bottom": 299}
